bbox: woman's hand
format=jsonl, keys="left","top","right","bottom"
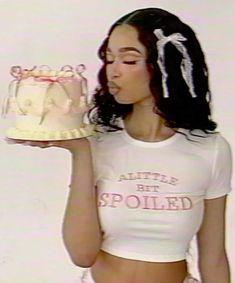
{"left": 5, "top": 137, "right": 90, "bottom": 154}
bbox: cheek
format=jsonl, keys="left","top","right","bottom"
{"left": 126, "top": 66, "right": 151, "bottom": 89}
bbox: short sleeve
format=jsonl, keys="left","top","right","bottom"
{"left": 205, "top": 134, "right": 233, "bottom": 199}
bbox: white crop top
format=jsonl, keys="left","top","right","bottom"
{"left": 88, "top": 128, "right": 232, "bottom": 262}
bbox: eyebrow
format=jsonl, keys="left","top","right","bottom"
{"left": 106, "top": 47, "right": 143, "bottom": 55}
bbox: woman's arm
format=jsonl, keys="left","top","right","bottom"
{"left": 62, "top": 138, "right": 103, "bottom": 267}
{"left": 7, "top": 137, "right": 103, "bottom": 267}
{"left": 7, "top": 137, "right": 103, "bottom": 268}
{"left": 197, "top": 195, "right": 231, "bottom": 283}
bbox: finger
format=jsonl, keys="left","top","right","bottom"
{"left": 47, "top": 140, "right": 68, "bottom": 148}
{"left": 5, "top": 138, "right": 26, "bottom": 144}
{"left": 5, "top": 138, "right": 54, "bottom": 148}
{"left": 24, "top": 141, "right": 50, "bottom": 148}
{"left": 47, "top": 141, "right": 56, "bottom": 147}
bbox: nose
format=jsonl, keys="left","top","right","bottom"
{"left": 107, "top": 60, "right": 121, "bottom": 79}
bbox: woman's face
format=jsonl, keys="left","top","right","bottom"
{"left": 106, "top": 24, "right": 153, "bottom": 105}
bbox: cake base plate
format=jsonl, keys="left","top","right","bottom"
{"left": 6, "top": 124, "right": 94, "bottom": 141}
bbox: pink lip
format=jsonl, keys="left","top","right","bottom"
{"left": 108, "top": 81, "right": 120, "bottom": 88}
{"left": 108, "top": 81, "right": 121, "bottom": 94}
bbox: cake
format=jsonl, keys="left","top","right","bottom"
{"left": 2, "top": 65, "right": 94, "bottom": 140}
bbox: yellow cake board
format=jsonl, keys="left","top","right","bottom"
{"left": 6, "top": 124, "right": 94, "bottom": 141}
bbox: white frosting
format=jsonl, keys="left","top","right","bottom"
{"left": 4, "top": 66, "right": 94, "bottom": 140}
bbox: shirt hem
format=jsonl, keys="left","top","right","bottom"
{"left": 204, "top": 189, "right": 232, "bottom": 199}
{"left": 100, "top": 247, "right": 186, "bottom": 262}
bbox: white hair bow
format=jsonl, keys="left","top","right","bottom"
{"left": 154, "top": 28, "right": 197, "bottom": 98}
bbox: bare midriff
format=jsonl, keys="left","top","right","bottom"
{"left": 91, "top": 250, "right": 188, "bottom": 283}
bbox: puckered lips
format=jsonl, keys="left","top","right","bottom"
{"left": 107, "top": 81, "right": 121, "bottom": 94}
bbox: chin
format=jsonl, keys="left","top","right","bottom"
{"left": 114, "top": 97, "right": 132, "bottom": 105}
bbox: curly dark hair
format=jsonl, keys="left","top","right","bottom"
{"left": 88, "top": 7, "right": 217, "bottom": 132}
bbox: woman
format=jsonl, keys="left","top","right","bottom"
{"left": 9, "top": 8, "right": 232, "bottom": 283}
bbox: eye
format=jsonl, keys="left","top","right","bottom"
{"left": 105, "top": 60, "right": 137, "bottom": 65}
{"left": 123, "top": 61, "right": 137, "bottom": 65}
{"left": 104, "top": 53, "right": 140, "bottom": 65}
{"left": 122, "top": 55, "right": 140, "bottom": 65}
{"left": 105, "top": 54, "right": 114, "bottom": 64}
{"left": 105, "top": 60, "right": 114, "bottom": 64}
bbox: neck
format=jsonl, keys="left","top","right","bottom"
{"left": 124, "top": 103, "right": 175, "bottom": 142}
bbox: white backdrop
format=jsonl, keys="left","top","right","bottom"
{"left": 0, "top": 1, "right": 234, "bottom": 283}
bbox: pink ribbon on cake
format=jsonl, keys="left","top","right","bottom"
{"left": 2, "top": 64, "right": 87, "bottom": 121}
{"left": 34, "top": 76, "right": 74, "bottom": 84}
